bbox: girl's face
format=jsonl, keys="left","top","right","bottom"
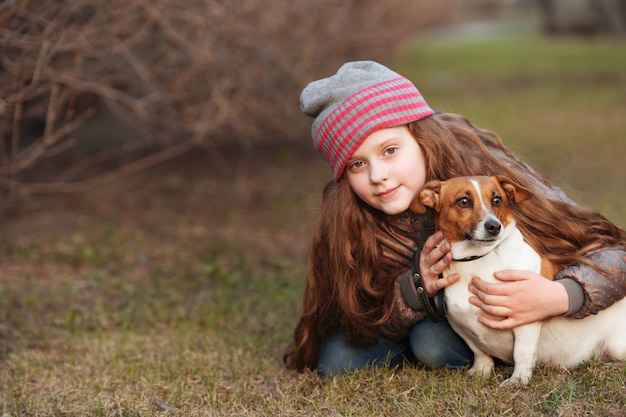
{"left": 345, "top": 126, "right": 427, "bottom": 215}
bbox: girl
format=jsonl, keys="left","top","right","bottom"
{"left": 284, "top": 61, "right": 626, "bottom": 377}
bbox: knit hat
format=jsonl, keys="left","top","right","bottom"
{"left": 300, "top": 61, "right": 434, "bottom": 181}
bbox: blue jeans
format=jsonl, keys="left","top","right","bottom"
{"left": 317, "top": 319, "right": 473, "bottom": 377}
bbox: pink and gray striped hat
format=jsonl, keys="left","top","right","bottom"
{"left": 300, "top": 61, "right": 434, "bottom": 181}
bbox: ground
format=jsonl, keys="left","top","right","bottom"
{"left": 2, "top": 141, "right": 328, "bottom": 267}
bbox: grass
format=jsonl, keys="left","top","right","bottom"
{"left": 2, "top": 34, "right": 626, "bottom": 416}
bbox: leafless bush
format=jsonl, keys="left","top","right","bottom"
{"left": 0, "top": 0, "right": 451, "bottom": 203}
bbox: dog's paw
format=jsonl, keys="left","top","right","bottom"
{"left": 499, "top": 373, "right": 531, "bottom": 387}
{"left": 467, "top": 365, "right": 493, "bottom": 380}
{"left": 466, "top": 354, "right": 495, "bottom": 381}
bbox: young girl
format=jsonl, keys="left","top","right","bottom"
{"left": 284, "top": 61, "right": 626, "bottom": 377}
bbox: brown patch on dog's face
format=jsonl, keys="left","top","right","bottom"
{"left": 414, "top": 176, "right": 531, "bottom": 243}
{"left": 437, "top": 177, "right": 494, "bottom": 243}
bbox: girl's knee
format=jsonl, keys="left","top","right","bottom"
{"left": 317, "top": 333, "right": 363, "bottom": 377}
{"left": 409, "top": 320, "right": 473, "bottom": 369}
{"left": 412, "top": 344, "right": 459, "bottom": 369}
{"left": 317, "top": 332, "right": 413, "bottom": 377}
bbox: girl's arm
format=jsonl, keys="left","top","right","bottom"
{"left": 380, "top": 270, "right": 428, "bottom": 341}
{"left": 469, "top": 247, "right": 626, "bottom": 329}
{"left": 556, "top": 247, "right": 626, "bottom": 318}
{"left": 380, "top": 232, "right": 460, "bottom": 341}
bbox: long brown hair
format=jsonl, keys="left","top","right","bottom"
{"left": 284, "top": 112, "right": 626, "bottom": 371}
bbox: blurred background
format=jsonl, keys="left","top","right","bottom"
{"left": 2, "top": 0, "right": 625, "bottom": 212}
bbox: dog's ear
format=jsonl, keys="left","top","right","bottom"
{"left": 410, "top": 180, "right": 441, "bottom": 213}
{"left": 496, "top": 175, "right": 533, "bottom": 203}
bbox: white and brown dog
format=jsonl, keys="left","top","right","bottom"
{"left": 410, "top": 175, "right": 626, "bottom": 386}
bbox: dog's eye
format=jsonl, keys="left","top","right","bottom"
{"left": 492, "top": 196, "right": 502, "bottom": 207}
{"left": 456, "top": 197, "right": 471, "bottom": 208}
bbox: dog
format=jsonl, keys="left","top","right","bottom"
{"left": 410, "top": 175, "right": 626, "bottom": 386}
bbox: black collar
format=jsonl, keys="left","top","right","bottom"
{"left": 453, "top": 253, "right": 489, "bottom": 262}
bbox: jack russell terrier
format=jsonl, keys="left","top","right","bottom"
{"left": 410, "top": 175, "right": 626, "bottom": 386}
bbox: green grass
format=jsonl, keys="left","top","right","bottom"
{"left": 2, "top": 34, "right": 626, "bottom": 416}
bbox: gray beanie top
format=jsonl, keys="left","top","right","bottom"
{"left": 300, "top": 61, "right": 434, "bottom": 181}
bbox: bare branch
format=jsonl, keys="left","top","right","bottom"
{"left": 2, "top": 137, "right": 199, "bottom": 197}
{"left": 0, "top": 0, "right": 453, "bottom": 206}
{"left": 1, "top": 108, "right": 95, "bottom": 176}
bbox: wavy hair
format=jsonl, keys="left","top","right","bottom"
{"left": 284, "top": 112, "right": 626, "bottom": 371}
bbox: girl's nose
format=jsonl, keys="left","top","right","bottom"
{"left": 369, "top": 162, "right": 388, "bottom": 183}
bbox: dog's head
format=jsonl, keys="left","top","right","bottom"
{"left": 410, "top": 175, "right": 532, "bottom": 259}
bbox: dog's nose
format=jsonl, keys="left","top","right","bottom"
{"left": 485, "top": 219, "right": 502, "bottom": 236}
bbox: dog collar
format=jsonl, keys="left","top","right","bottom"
{"left": 453, "top": 253, "right": 488, "bottom": 262}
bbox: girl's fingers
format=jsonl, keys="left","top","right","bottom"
{"left": 422, "top": 231, "right": 444, "bottom": 252}
{"left": 478, "top": 316, "right": 519, "bottom": 329}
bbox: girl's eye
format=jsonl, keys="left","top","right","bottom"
{"left": 349, "top": 161, "right": 364, "bottom": 170}
{"left": 456, "top": 197, "right": 471, "bottom": 208}
{"left": 384, "top": 147, "right": 397, "bottom": 156}
{"left": 492, "top": 196, "right": 502, "bottom": 207}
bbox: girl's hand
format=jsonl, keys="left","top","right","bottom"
{"left": 468, "top": 270, "right": 570, "bottom": 329}
{"left": 419, "top": 231, "right": 460, "bottom": 296}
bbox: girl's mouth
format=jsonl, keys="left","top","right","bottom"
{"left": 376, "top": 186, "right": 399, "bottom": 199}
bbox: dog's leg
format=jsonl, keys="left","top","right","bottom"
{"left": 465, "top": 339, "right": 495, "bottom": 381}
{"left": 501, "top": 322, "right": 542, "bottom": 386}
{"left": 447, "top": 318, "right": 496, "bottom": 380}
